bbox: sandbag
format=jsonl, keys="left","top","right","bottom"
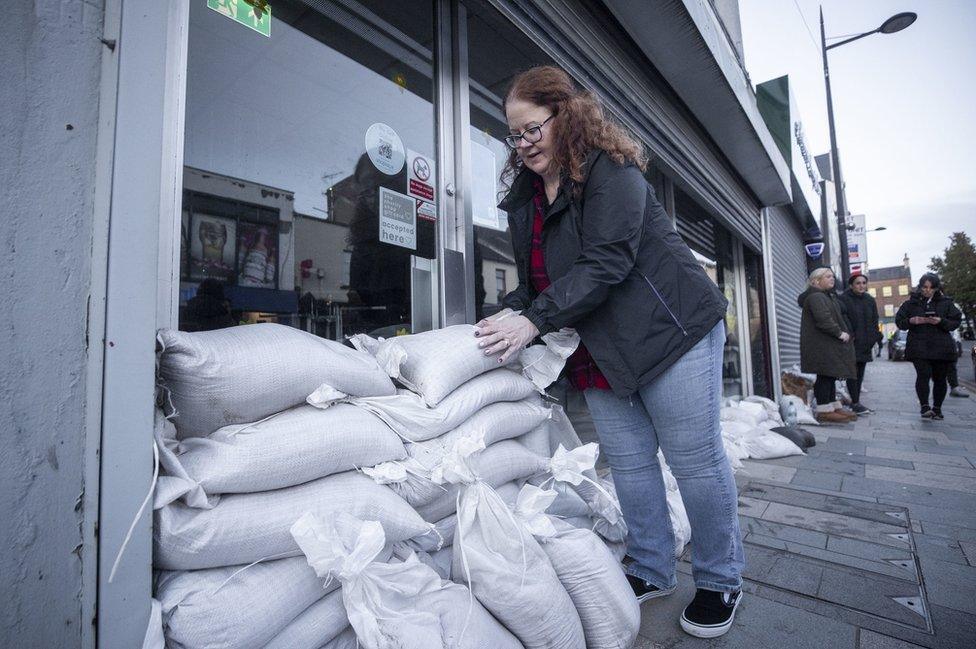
{"left": 264, "top": 589, "right": 348, "bottom": 649}
{"left": 770, "top": 425, "right": 816, "bottom": 449}
{"left": 720, "top": 406, "right": 762, "bottom": 427}
{"left": 740, "top": 430, "right": 805, "bottom": 460}
{"left": 364, "top": 399, "right": 550, "bottom": 507}
{"left": 512, "top": 486, "right": 640, "bottom": 649}
{"left": 415, "top": 441, "right": 548, "bottom": 522}
{"left": 414, "top": 546, "right": 454, "bottom": 581}
{"left": 433, "top": 441, "right": 585, "bottom": 649}
{"left": 350, "top": 325, "right": 519, "bottom": 407}
{"left": 309, "top": 369, "right": 537, "bottom": 442}
{"left": 321, "top": 627, "right": 359, "bottom": 649}
{"left": 780, "top": 394, "right": 819, "bottom": 426}
{"left": 158, "top": 324, "right": 395, "bottom": 438}
{"left": 156, "top": 555, "right": 342, "bottom": 649}
{"left": 161, "top": 404, "right": 406, "bottom": 501}
{"left": 155, "top": 471, "right": 433, "bottom": 570}
{"left": 290, "top": 513, "right": 524, "bottom": 649}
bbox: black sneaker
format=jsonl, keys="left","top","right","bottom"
{"left": 626, "top": 574, "right": 676, "bottom": 603}
{"left": 851, "top": 403, "right": 871, "bottom": 416}
{"left": 680, "top": 589, "right": 742, "bottom": 638}
{"left": 921, "top": 406, "right": 934, "bottom": 419}
{"left": 932, "top": 408, "right": 944, "bottom": 420}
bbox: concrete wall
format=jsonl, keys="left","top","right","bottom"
{"left": 0, "top": 1, "right": 104, "bottom": 646}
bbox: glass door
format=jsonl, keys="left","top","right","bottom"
{"left": 179, "top": 0, "right": 440, "bottom": 340}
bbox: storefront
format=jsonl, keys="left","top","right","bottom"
{"left": 37, "top": 1, "right": 791, "bottom": 644}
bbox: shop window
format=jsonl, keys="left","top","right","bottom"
{"left": 882, "top": 286, "right": 893, "bottom": 297}
{"left": 743, "top": 248, "right": 772, "bottom": 397}
{"left": 868, "top": 287, "right": 877, "bottom": 297}
{"left": 898, "top": 284, "right": 909, "bottom": 295}
{"left": 885, "top": 304, "right": 895, "bottom": 317}
{"left": 179, "top": 0, "right": 437, "bottom": 339}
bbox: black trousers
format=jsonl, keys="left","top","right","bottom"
{"left": 814, "top": 375, "right": 837, "bottom": 407}
{"left": 913, "top": 359, "right": 950, "bottom": 409}
{"left": 948, "top": 361, "right": 958, "bottom": 388}
{"left": 846, "top": 362, "right": 868, "bottom": 404}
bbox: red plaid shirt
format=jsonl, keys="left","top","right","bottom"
{"left": 530, "top": 181, "right": 611, "bottom": 391}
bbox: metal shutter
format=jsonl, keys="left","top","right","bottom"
{"left": 768, "top": 205, "right": 806, "bottom": 371}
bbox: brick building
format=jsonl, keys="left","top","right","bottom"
{"left": 864, "top": 254, "right": 913, "bottom": 337}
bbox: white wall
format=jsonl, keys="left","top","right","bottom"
{"left": 0, "top": 1, "right": 104, "bottom": 646}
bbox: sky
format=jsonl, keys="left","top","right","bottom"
{"left": 739, "top": 0, "right": 976, "bottom": 284}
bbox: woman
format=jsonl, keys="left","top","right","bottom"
{"left": 895, "top": 273, "right": 962, "bottom": 420}
{"left": 839, "top": 274, "right": 882, "bottom": 415}
{"left": 474, "top": 66, "right": 743, "bottom": 639}
{"left": 797, "top": 268, "right": 857, "bottom": 423}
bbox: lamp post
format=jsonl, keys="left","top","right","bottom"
{"left": 820, "top": 10, "right": 916, "bottom": 284}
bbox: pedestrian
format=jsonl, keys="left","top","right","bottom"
{"left": 797, "top": 268, "right": 858, "bottom": 423}
{"left": 474, "top": 65, "right": 743, "bottom": 639}
{"left": 948, "top": 361, "right": 970, "bottom": 398}
{"left": 839, "top": 274, "right": 883, "bottom": 414}
{"left": 895, "top": 273, "right": 963, "bottom": 420}
{"left": 185, "top": 278, "right": 237, "bottom": 331}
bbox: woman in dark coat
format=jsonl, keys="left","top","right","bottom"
{"left": 474, "top": 66, "right": 743, "bottom": 638}
{"left": 797, "top": 267, "right": 857, "bottom": 423}
{"left": 895, "top": 273, "right": 963, "bottom": 420}
{"left": 839, "top": 274, "right": 882, "bottom": 415}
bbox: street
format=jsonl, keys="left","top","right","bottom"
{"left": 636, "top": 353, "right": 976, "bottom": 648}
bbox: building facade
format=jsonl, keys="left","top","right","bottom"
{"left": 869, "top": 256, "right": 914, "bottom": 337}
{"left": 3, "top": 1, "right": 793, "bottom": 646}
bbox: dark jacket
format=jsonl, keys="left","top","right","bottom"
{"left": 894, "top": 292, "right": 962, "bottom": 361}
{"left": 838, "top": 289, "right": 882, "bottom": 363}
{"left": 498, "top": 150, "right": 728, "bottom": 397}
{"left": 797, "top": 286, "right": 857, "bottom": 379}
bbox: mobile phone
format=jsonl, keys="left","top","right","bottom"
{"left": 924, "top": 310, "right": 937, "bottom": 317}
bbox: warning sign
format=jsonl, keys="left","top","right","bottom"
{"left": 378, "top": 187, "right": 416, "bottom": 250}
{"left": 416, "top": 199, "right": 436, "bottom": 222}
{"left": 407, "top": 149, "right": 436, "bottom": 203}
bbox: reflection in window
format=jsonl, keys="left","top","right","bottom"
{"left": 179, "top": 0, "right": 437, "bottom": 339}
{"left": 883, "top": 286, "right": 893, "bottom": 297}
{"left": 885, "top": 304, "right": 895, "bottom": 317}
{"left": 898, "top": 284, "right": 909, "bottom": 295}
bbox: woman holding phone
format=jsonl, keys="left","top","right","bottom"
{"left": 895, "top": 273, "right": 963, "bottom": 420}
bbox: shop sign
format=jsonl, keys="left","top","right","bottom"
{"left": 407, "top": 149, "right": 436, "bottom": 202}
{"left": 378, "top": 187, "right": 416, "bottom": 250}
{"left": 365, "top": 123, "right": 405, "bottom": 176}
{"left": 847, "top": 213, "right": 868, "bottom": 265}
{"left": 208, "top": 0, "right": 272, "bottom": 37}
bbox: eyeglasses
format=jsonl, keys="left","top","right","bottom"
{"left": 504, "top": 115, "right": 554, "bottom": 148}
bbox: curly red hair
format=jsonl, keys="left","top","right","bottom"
{"left": 502, "top": 66, "right": 646, "bottom": 192}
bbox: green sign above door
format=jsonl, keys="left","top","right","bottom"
{"left": 207, "top": 0, "right": 272, "bottom": 37}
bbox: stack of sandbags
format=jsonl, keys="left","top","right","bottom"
{"left": 720, "top": 399, "right": 805, "bottom": 462}
{"left": 152, "top": 324, "right": 439, "bottom": 649}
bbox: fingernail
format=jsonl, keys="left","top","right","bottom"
{"left": 497, "top": 358, "right": 503, "bottom": 364}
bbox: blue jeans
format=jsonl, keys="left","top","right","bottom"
{"left": 584, "top": 321, "right": 744, "bottom": 593}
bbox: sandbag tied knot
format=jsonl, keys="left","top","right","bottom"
{"left": 305, "top": 383, "right": 350, "bottom": 409}
{"left": 545, "top": 443, "right": 624, "bottom": 519}
{"left": 429, "top": 433, "right": 487, "bottom": 486}
{"left": 290, "top": 511, "right": 385, "bottom": 588}
{"left": 512, "top": 484, "right": 559, "bottom": 540}
{"left": 361, "top": 456, "right": 429, "bottom": 485}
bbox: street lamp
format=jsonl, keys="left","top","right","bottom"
{"left": 845, "top": 224, "right": 887, "bottom": 233}
{"left": 820, "top": 9, "right": 917, "bottom": 284}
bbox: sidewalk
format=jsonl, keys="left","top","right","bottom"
{"left": 635, "top": 355, "right": 976, "bottom": 648}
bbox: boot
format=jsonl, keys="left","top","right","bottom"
{"left": 816, "top": 410, "right": 852, "bottom": 424}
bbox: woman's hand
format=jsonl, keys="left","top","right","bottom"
{"left": 927, "top": 316, "right": 942, "bottom": 325}
{"left": 474, "top": 314, "right": 540, "bottom": 364}
{"left": 475, "top": 308, "right": 513, "bottom": 328}
{"left": 839, "top": 332, "right": 851, "bottom": 343}
{"left": 909, "top": 316, "right": 926, "bottom": 326}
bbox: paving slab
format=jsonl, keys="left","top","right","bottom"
{"left": 918, "top": 555, "right": 976, "bottom": 615}
{"left": 858, "top": 629, "right": 928, "bottom": 649}
{"left": 863, "top": 465, "right": 976, "bottom": 494}
{"left": 959, "top": 539, "right": 976, "bottom": 565}
{"left": 865, "top": 446, "right": 974, "bottom": 468}
{"left": 792, "top": 468, "right": 844, "bottom": 490}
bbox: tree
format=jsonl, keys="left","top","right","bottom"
{"left": 930, "top": 232, "right": 976, "bottom": 330}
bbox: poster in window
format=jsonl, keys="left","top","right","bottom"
{"left": 190, "top": 213, "right": 236, "bottom": 282}
{"left": 237, "top": 222, "right": 278, "bottom": 288}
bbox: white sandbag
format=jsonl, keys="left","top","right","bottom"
{"left": 740, "top": 430, "right": 805, "bottom": 460}
{"left": 364, "top": 399, "right": 550, "bottom": 507}
{"left": 544, "top": 444, "right": 628, "bottom": 544}
{"left": 321, "top": 627, "right": 359, "bottom": 649}
{"left": 309, "top": 369, "right": 537, "bottom": 442}
{"left": 142, "top": 599, "right": 164, "bottom": 649}
{"left": 720, "top": 419, "right": 754, "bottom": 437}
{"left": 734, "top": 400, "right": 768, "bottom": 422}
{"left": 657, "top": 453, "right": 692, "bottom": 556}
{"left": 264, "top": 589, "right": 348, "bottom": 649}
{"left": 402, "top": 514, "right": 457, "bottom": 552}
{"left": 435, "top": 441, "right": 586, "bottom": 649}
{"left": 351, "top": 324, "right": 579, "bottom": 407}
{"left": 415, "top": 441, "right": 547, "bottom": 522}
{"left": 290, "top": 513, "right": 524, "bottom": 649}
{"left": 512, "top": 486, "right": 640, "bottom": 649}
{"left": 160, "top": 404, "right": 406, "bottom": 502}
{"left": 156, "top": 555, "right": 348, "bottom": 649}
{"left": 515, "top": 421, "right": 551, "bottom": 457}
{"left": 158, "top": 324, "right": 395, "bottom": 438}
{"left": 414, "top": 546, "right": 454, "bottom": 581}
{"left": 350, "top": 325, "right": 519, "bottom": 407}
{"left": 720, "top": 406, "right": 761, "bottom": 427}
{"left": 780, "top": 394, "right": 819, "bottom": 426}
{"left": 744, "top": 395, "right": 784, "bottom": 425}
{"left": 155, "top": 471, "right": 434, "bottom": 570}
